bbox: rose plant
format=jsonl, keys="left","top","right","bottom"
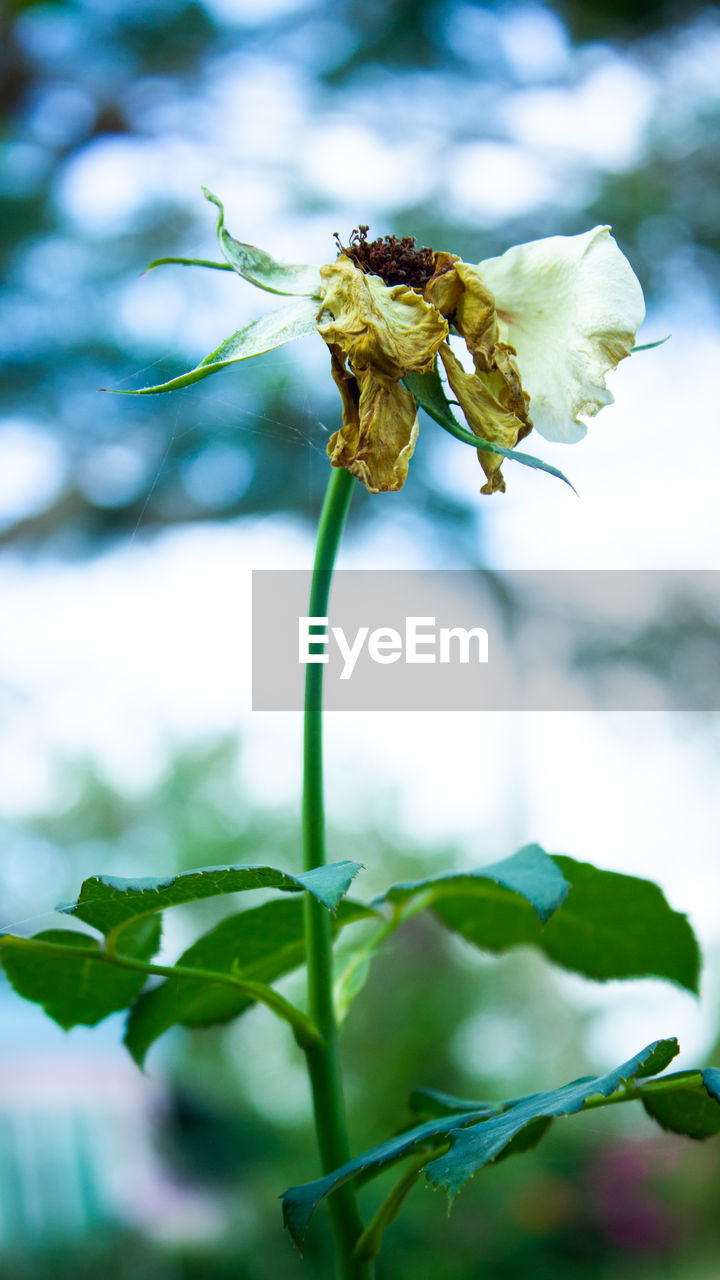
{"left": 0, "top": 193, "right": 713, "bottom": 1280}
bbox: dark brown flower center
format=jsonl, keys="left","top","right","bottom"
{"left": 333, "top": 225, "right": 435, "bottom": 289}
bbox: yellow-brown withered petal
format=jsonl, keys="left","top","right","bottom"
{"left": 439, "top": 344, "right": 528, "bottom": 495}
{"left": 491, "top": 342, "right": 531, "bottom": 426}
{"left": 326, "top": 358, "right": 418, "bottom": 494}
{"left": 452, "top": 262, "right": 500, "bottom": 364}
{"left": 424, "top": 252, "right": 462, "bottom": 318}
{"left": 327, "top": 343, "right": 360, "bottom": 431}
{"left": 318, "top": 256, "right": 448, "bottom": 380}
{"left": 427, "top": 260, "right": 531, "bottom": 434}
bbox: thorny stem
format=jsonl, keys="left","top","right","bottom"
{"left": 301, "top": 466, "right": 373, "bottom": 1280}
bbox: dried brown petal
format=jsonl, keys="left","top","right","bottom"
{"left": 439, "top": 344, "right": 528, "bottom": 495}
{"left": 424, "top": 252, "right": 463, "bottom": 317}
{"left": 453, "top": 262, "right": 498, "bottom": 364}
{"left": 326, "top": 349, "right": 418, "bottom": 494}
{"left": 318, "top": 256, "right": 448, "bottom": 381}
{"left": 448, "top": 265, "right": 531, "bottom": 430}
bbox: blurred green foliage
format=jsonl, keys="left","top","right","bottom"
{"left": 1, "top": 740, "right": 719, "bottom": 1277}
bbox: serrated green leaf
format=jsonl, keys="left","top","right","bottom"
{"left": 493, "top": 1115, "right": 553, "bottom": 1162}
{"left": 633, "top": 1039, "right": 683, "bottom": 1077}
{"left": 283, "top": 1038, "right": 681, "bottom": 1249}
{"left": 429, "top": 854, "right": 700, "bottom": 993}
{"left": 408, "top": 1041, "right": 678, "bottom": 1121}
{"left": 332, "top": 911, "right": 398, "bottom": 1024}
{"left": 425, "top": 1039, "right": 680, "bottom": 1198}
{"left": 282, "top": 1110, "right": 483, "bottom": 1250}
{"left": 376, "top": 844, "right": 570, "bottom": 925}
{"left": 642, "top": 1070, "right": 720, "bottom": 1139}
{"left": 408, "top": 1087, "right": 497, "bottom": 1119}
{"left": 541, "top": 857, "right": 700, "bottom": 990}
{"left": 58, "top": 859, "right": 362, "bottom": 941}
{"left": 125, "top": 897, "right": 375, "bottom": 1066}
{"left": 404, "top": 367, "right": 576, "bottom": 491}
{"left": 203, "top": 187, "right": 322, "bottom": 296}
{"left": 0, "top": 917, "right": 161, "bottom": 1030}
{"left": 105, "top": 297, "right": 321, "bottom": 396}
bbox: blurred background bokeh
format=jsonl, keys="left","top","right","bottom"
{"left": 1, "top": 0, "right": 720, "bottom": 1275}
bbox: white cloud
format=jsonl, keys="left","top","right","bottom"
{"left": 303, "top": 121, "right": 437, "bottom": 210}
{"left": 55, "top": 135, "right": 208, "bottom": 234}
{"left": 497, "top": 3, "right": 571, "bottom": 82}
{"left": 0, "top": 421, "right": 66, "bottom": 525}
{"left": 506, "top": 58, "right": 656, "bottom": 170}
{"left": 447, "top": 141, "right": 558, "bottom": 220}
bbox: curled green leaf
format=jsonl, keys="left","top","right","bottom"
{"left": 282, "top": 1038, "right": 685, "bottom": 1249}
{"left": 203, "top": 187, "right": 323, "bottom": 297}
{"left": 375, "top": 844, "right": 571, "bottom": 926}
{"left": 425, "top": 1039, "right": 680, "bottom": 1199}
{"left": 58, "top": 859, "right": 363, "bottom": 936}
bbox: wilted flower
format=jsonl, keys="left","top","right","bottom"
{"left": 126, "top": 190, "right": 646, "bottom": 496}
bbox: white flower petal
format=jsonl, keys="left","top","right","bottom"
{"left": 476, "top": 226, "right": 645, "bottom": 442}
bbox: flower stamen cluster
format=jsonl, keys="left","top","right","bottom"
{"left": 334, "top": 227, "right": 436, "bottom": 291}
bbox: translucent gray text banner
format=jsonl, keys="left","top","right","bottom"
{"left": 252, "top": 571, "right": 720, "bottom": 711}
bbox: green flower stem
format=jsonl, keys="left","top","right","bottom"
{"left": 354, "top": 1151, "right": 429, "bottom": 1261}
{"left": 0, "top": 935, "right": 322, "bottom": 1050}
{"left": 302, "top": 466, "right": 372, "bottom": 1280}
{"left": 582, "top": 1069, "right": 704, "bottom": 1107}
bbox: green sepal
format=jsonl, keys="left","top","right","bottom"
{"left": 203, "top": 187, "right": 322, "bottom": 296}
{"left": 404, "top": 367, "right": 576, "bottom": 492}
{"left": 0, "top": 917, "right": 161, "bottom": 1029}
{"left": 104, "top": 297, "right": 321, "bottom": 395}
